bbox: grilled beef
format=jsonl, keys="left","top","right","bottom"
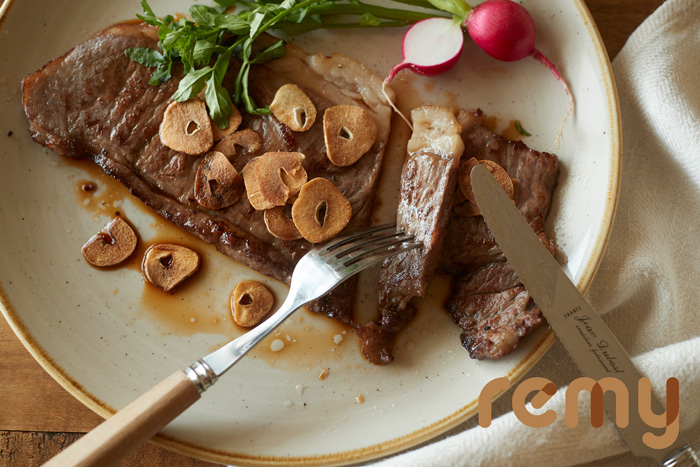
{"left": 442, "top": 109, "right": 559, "bottom": 359}
{"left": 22, "top": 23, "right": 392, "bottom": 330}
{"left": 359, "top": 106, "right": 464, "bottom": 364}
{"left": 22, "top": 22, "right": 559, "bottom": 364}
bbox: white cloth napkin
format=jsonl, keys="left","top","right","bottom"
{"left": 370, "top": 0, "right": 700, "bottom": 465}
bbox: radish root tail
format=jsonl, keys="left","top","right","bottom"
{"left": 531, "top": 49, "right": 574, "bottom": 148}
{"left": 382, "top": 80, "right": 413, "bottom": 132}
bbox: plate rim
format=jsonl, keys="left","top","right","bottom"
{"left": 0, "top": 0, "right": 622, "bottom": 464}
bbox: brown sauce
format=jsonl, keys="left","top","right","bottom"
{"left": 249, "top": 311, "right": 354, "bottom": 369}
{"left": 480, "top": 115, "right": 499, "bottom": 133}
{"left": 66, "top": 156, "right": 236, "bottom": 334}
{"left": 62, "top": 156, "right": 357, "bottom": 367}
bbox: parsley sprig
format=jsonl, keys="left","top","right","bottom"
{"left": 126, "top": 0, "right": 443, "bottom": 128}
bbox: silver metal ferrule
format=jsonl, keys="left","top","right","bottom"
{"left": 185, "top": 360, "right": 218, "bottom": 393}
{"left": 664, "top": 445, "right": 700, "bottom": 467}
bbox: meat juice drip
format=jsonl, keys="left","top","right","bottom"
{"left": 470, "top": 116, "right": 526, "bottom": 142}
{"left": 248, "top": 312, "right": 354, "bottom": 369}
{"left": 481, "top": 115, "right": 500, "bottom": 132}
{"left": 63, "top": 156, "right": 356, "bottom": 368}
{"left": 66, "top": 157, "right": 233, "bottom": 335}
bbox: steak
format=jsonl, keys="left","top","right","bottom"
{"left": 360, "top": 108, "right": 558, "bottom": 363}
{"left": 442, "top": 109, "right": 559, "bottom": 359}
{"left": 22, "top": 22, "right": 560, "bottom": 363}
{"left": 22, "top": 23, "right": 393, "bottom": 334}
{"left": 359, "top": 106, "right": 464, "bottom": 364}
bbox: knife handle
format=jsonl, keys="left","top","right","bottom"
{"left": 664, "top": 445, "right": 700, "bottom": 467}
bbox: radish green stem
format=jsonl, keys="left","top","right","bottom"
{"left": 308, "top": 3, "right": 442, "bottom": 22}
{"left": 254, "top": 0, "right": 320, "bottom": 39}
{"left": 297, "top": 21, "right": 412, "bottom": 31}
{"left": 386, "top": 0, "right": 454, "bottom": 11}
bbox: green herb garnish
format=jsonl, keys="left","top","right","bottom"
{"left": 126, "top": 0, "right": 444, "bottom": 127}
{"left": 514, "top": 120, "right": 531, "bottom": 136}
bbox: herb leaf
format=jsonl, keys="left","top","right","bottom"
{"left": 129, "top": 0, "right": 444, "bottom": 120}
{"left": 193, "top": 39, "right": 220, "bottom": 65}
{"left": 514, "top": 121, "right": 531, "bottom": 136}
{"left": 205, "top": 73, "right": 234, "bottom": 129}
{"left": 149, "top": 61, "right": 172, "bottom": 86}
{"left": 125, "top": 47, "right": 164, "bottom": 67}
{"left": 173, "top": 66, "right": 213, "bottom": 102}
{"left": 213, "top": 0, "right": 242, "bottom": 7}
{"left": 136, "top": 0, "right": 162, "bottom": 25}
{"left": 250, "top": 40, "right": 287, "bottom": 64}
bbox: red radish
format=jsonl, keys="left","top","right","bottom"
{"left": 465, "top": 0, "right": 573, "bottom": 104}
{"left": 385, "top": 17, "right": 464, "bottom": 84}
{"left": 384, "top": 0, "right": 573, "bottom": 140}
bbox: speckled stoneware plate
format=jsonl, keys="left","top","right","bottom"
{"left": 0, "top": 0, "right": 620, "bottom": 465}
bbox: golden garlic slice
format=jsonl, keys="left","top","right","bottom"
{"left": 292, "top": 178, "right": 352, "bottom": 244}
{"left": 214, "top": 129, "right": 263, "bottom": 159}
{"left": 452, "top": 186, "right": 481, "bottom": 218}
{"left": 323, "top": 105, "right": 377, "bottom": 167}
{"left": 264, "top": 205, "right": 302, "bottom": 241}
{"left": 142, "top": 244, "right": 200, "bottom": 292}
{"left": 211, "top": 106, "right": 243, "bottom": 142}
{"left": 242, "top": 152, "right": 307, "bottom": 210}
{"left": 458, "top": 158, "right": 514, "bottom": 210}
{"left": 81, "top": 217, "right": 137, "bottom": 267}
{"left": 231, "top": 280, "right": 275, "bottom": 327}
{"left": 194, "top": 151, "right": 243, "bottom": 210}
{"left": 160, "top": 99, "right": 214, "bottom": 155}
{"left": 270, "top": 84, "right": 317, "bottom": 132}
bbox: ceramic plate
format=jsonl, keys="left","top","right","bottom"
{"left": 0, "top": 0, "right": 620, "bottom": 464}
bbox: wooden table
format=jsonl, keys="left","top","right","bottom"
{"left": 0, "top": 0, "right": 666, "bottom": 465}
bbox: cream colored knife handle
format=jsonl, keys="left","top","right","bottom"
{"left": 43, "top": 370, "right": 200, "bottom": 467}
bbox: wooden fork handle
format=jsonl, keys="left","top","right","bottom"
{"left": 44, "top": 370, "right": 201, "bottom": 467}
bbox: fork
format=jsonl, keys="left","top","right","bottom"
{"left": 45, "top": 223, "right": 420, "bottom": 467}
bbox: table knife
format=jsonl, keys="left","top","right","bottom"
{"left": 470, "top": 164, "right": 699, "bottom": 466}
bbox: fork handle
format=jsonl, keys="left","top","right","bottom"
{"left": 44, "top": 370, "right": 200, "bottom": 467}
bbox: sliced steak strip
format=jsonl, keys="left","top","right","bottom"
{"left": 22, "top": 23, "right": 392, "bottom": 332}
{"left": 441, "top": 109, "right": 559, "bottom": 359}
{"left": 359, "top": 106, "right": 464, "bottom": 364}
{"left": 446, "top": 262, "right": 541, "bottom": 359}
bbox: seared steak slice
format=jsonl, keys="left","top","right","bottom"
{"left": 359, "top": 106, "right": 464, "bottom": 364}
{"left": 442, "top": 109, "right": 559, "bottom": 359}
{"left": 22, "top": 23, "right": 392, "bottom": 326}
{"left": 447, "top": 262, "right": 541, "bottom": 359}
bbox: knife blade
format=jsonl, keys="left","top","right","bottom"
{"left": 470, "top": 164, "right": 698, "bottom": 465}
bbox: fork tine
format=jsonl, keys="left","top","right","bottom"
{"left": 340, "top": 242, "right": 422, "bottom": 276}
{"left": 333, "top": 233, "right": 416, "bottom": 266}
{"left": 317, "top": 223, "right": 397, "bottom": 255}
{"left": 330, "top": 229, "right": 410, "bottom": 260}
